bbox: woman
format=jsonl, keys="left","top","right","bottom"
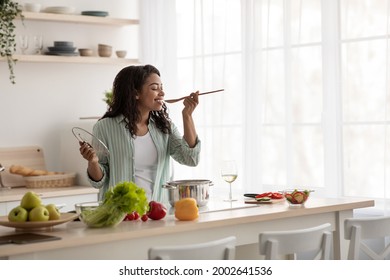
{"left": 79, "top": 64, "right": 201, "bottom": 203}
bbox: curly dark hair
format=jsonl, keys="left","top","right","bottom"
{"left": 102, "top": 64, "right": 171, "bottom": 136}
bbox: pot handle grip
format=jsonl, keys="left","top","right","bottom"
{"left": 162, "top": 184, "right": 177, "bottom": 189}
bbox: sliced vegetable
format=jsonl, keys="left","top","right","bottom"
{"left": 271, "top": 192, "right": 283, "bottom": 199}
{"left": 283, "top": 189, "right": 310, "bottom": 204}
{"left": 292, "top": 191, "right": 305, "bottom": 203}
{"left": 256, "top": 196, "right": 271, "bottom": 202}
{"left": 255, "top": 192, "right": 284, "bottom": 200}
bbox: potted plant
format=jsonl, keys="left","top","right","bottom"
{"left": 103, "top": 89, "right": 113, "bottom": 107}
{"left": 0, "top": 0, "right": 23, "bottom": 84}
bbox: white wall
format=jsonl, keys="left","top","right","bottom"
{"left": 0, "top": 1, "right": 139, "bottom": 173}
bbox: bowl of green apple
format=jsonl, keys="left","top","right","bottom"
{"left": 0, "top": 191, "right": 79, "bottom": 230}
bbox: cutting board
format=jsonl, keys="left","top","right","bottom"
{"left": 0, "top": 146, "right": 46, "bottom": 188}
{"left": 244, "top": 198, "right": 286, "bottom": 204}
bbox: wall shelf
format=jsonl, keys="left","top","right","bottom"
{"left": 3, "top": 55, "right": 139, "bottom": 65}
{"left": 19, "top": 11, "right": 139, "bottom": 26}
{"left": 4, "top": 12, "right": 140, "bottom": 65}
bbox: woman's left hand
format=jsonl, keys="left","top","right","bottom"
{"left": 182, "top": 91, "right": 199, "bottom": 116}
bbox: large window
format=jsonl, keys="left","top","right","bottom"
{"left": 154, "top": 0, "right": 390, "bottom": 211}
{"left": 341, "top": 0, "right": 390, "bottom": 204}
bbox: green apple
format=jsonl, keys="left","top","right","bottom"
{"left": 8, "top": 206, "right": 28, "bottom": 222}
{"left": 20, "top": 191, "right": 42, "bottom": 211}
{"left": 29, "top": 205, "right": 50, "bottom": 222}
{"left": 46, "top": 204, "right": 61, "bottom": 220}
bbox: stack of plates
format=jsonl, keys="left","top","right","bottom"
{"left": 44, "top": 6, "right": 75, "bottom": 14}
{"left": 45, "top": 41, "right": 78, "bottom": 56}
{"left": 81, "top": 11, "right": 109, "bottom": 17}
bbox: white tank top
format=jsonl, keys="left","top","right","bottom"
{"left": 133, "top": 132, "right": 158, "bottom": 200}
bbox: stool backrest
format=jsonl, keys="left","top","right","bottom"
{"left": 344, "top": 216, "right": 390, "bottom": 260}
{"left": 259, "top": 223, "right": 332, "bottom": 260}
{"left": 148, "top": 236, "right": 236, "bottom": 260}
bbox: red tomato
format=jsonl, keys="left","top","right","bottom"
{"left": 256, "top": 192, "right": 283, "bottom": 200}
{"left": 125, "top": 212, "right": 135, "bottom": 221}
{"left": 271, "top": 192, "right": 283, "bottom": 199}
{"left": 141, "top": 214, "right": 148, "bottom": 222}
{"left": 133, "top": 211, "right": 140, "bottom": 220}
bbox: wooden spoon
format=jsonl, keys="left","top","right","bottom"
{"left": 164, "top": 89, "right": 224, "bottom": 103}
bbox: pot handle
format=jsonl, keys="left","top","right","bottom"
{"left": 209, "top": 181, "right": 214, "bottom": 186}
{"left": 162, "top": 184, "right": 177, "bottom": 190}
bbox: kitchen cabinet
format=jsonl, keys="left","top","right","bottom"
{"left": 0, "top": 11, "right": 139, "bottom": 65}
{"left": 0, "top": 203, "right": 6, "bottom": 217}
{"left": 0, "top": 186, "right": 98, "bottom": 216}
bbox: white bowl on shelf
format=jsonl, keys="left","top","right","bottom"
{"left": 44, "top": 6, "right": 75, "bottom": 15}
{"left": 115, "top": 50, "right": 127, "bottom": 58}
{"left": 24, "top": 3, "right": 41, "bottom": 13}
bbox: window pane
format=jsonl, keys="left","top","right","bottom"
{"left": 292, "top": 126, "right": 324, "bottom": 187}
{"left": 262, "top": 49, "right": 285, "bottom": 123}
{"left": 343, "top": 125, "right": 385, "bottom": 197}
{"left": 177, "top": 54, "right": 242, "bottom": 126}
{"left": 176, "top": 0, "right": 241, "bottom": 57}
{"left": 262, "top": 126, "right": 286, "bottom": 186}
{"left": 173, "top": 126, "right": 244, "bottom": 192}
{"left": 290, "top": 0, "right": 322, "bottom": 44}
{"left": 342, "top": 40, "right": 387, "bottom": 122}
{"left": 291, "top": 45, "right": 323, "bottom": 123}
{"left": 262, "top": 0, "right": 284, "bottom": 48}
{"left": 340, "top": 0, "right": 388, "bottom": 40}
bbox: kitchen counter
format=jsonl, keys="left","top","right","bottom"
{"left": 0, "top": 197, "right": 374, "bottom": 260}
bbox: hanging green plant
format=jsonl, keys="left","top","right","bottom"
{"left": 0, "top": 0, "right": 23, "bottom": 84}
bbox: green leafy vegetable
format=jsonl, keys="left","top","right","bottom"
{"left": 82, "top": 181, "right": 149, "bottom": 228}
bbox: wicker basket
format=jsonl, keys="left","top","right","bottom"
{"left": 24, "top": 173, "right": 76, "bottom": 188}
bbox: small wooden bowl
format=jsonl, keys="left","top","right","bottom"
{"left": 115, "top": 50, "right": 127, "bottom": 58}
{"left": 78, "top": 48, "right": 93, "bottom": 57}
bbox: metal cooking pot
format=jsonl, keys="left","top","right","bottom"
{"left": 163, "top": 179, "right": 213, "bottom": 207}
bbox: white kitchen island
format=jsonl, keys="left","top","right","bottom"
{"left": 0, "top": 197, "right": 374, "bottom": 260}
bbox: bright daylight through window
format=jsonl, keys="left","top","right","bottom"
{"left": 169, "top": 0, "right": 390, "bottom": 213}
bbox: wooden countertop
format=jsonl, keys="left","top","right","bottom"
{"left": 0, "top": 186, "right": 98, "bottom": 203}
{"left": 0, "top": 197, "right": 375, "bottom": 259}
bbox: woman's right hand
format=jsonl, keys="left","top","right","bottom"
{"left": 79, "top": 141, "right": 99, "bottom": 163}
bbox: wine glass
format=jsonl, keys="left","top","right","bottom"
{"left": 33, "top": 35, "right": 43, "bottom": 54}
{"left": 19, "top": 35, "right": 29, "bottom": 54}
{"left": 221, "top": 160, "right": 238, "bottom": 202}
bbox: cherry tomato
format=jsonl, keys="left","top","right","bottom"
{"left": 125, "top": 212, "right": 135, "bottom": 221}
{"left": 141, "top": 214, "right": 148, "bottom": 222}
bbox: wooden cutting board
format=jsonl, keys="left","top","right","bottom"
{"left": 0, "top": 146, "right": 46, "bottom": 188}
{"left": 244, "top": 198, "right": 286, "bottom": 204}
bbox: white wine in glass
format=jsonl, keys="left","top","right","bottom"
{"left": 221, "top": 160, "right": 238, "bottom": 201}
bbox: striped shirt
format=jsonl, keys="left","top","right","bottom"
{"left": 88, "top": 115, "right": 201, "bottom": 203}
